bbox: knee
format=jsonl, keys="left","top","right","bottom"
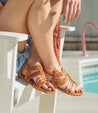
{"left": 0, "top": 17, "right": 28, "bottom": 33}
{"left": 0, "top": 15, "right": 15, "bottom": 31}
{"left": 0, "top": 11, "right": 28, "bottom": 33}
{"left": 25, "top": 0, "right": 35, "bottom": 6}
{"left": 31, "top": 0, "right": 50, "bottom": 8}
{"left": 28, "top": 0, "right": 34, "bottom": 4}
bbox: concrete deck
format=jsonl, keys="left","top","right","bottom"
{"left": 57, "top": 51, "right": 98, "bottom": 113}
{"left": 14, "top": 51, "right": 98, "bottom": 113}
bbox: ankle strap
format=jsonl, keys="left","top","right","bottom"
{"left": 44, "top": 68, "right": 66, "bottom": 77}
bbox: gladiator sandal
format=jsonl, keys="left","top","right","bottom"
{"left": 44, "top": 68, "right": 83, "bottom": 96}
{"left": 18, "top": 59, "right": 55, "bottom": 94}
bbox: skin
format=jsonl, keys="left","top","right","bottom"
{"left": 61, "top": 0, "right": 81, "bottom": 24}
{"left": 0, "top": 0, "right": 82, "bottom": 93}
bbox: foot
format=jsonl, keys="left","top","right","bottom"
{"left": 21, "top": 58, "right": 55, "bottom": 91}
{"left": 44, "top": 65, "right": 82, "bottom": 93}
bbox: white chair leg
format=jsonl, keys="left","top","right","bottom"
{"left": 0, "top": 40, "right": 18, "bottom": 113}
{"left": 0, "top": 31, "right": 28, "bottom": 113}
{"left": 39, "top": 90, "right": 57, "bottom": 113}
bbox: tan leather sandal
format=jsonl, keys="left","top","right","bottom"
{"left": 18, "top": 59, "right": 55, "bottom": 94}
{"left": 44, "top": 68, "right": 83, "bottom": 96}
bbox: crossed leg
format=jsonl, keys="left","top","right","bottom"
{"left": 0, "top": 0, "right": 55, "bottom": 91}
{"left": 27, "top": 0, "right": 82, "bottom": 93}
{"left": 0, "top": 0, "right": 82, "bottom": 93}
{"left": 27, "top": 0, "right": 63, "bottom": 66}
{"left": 23, "top": 0, "right": 63, "bottom": 91}
{"left": 0, "top": 0, "right": 32, "bottom": 52}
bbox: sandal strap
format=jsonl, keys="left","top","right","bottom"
{"left": 21, "top": 60, "right": 47, "bottom": 88}
{"left": 24, "top": 63, "right": 43, "bottom": 72}
{"left": 45, "top": 68, "right": 71, "bottom": 87}
{"left": 66, "top": 73, "right": 78, "bottom": 85}
{"left": 26, "top": 71, "right": 41, "bottom": 81}
{"left": 66, "top": 80, "right": 74, "bottom": 94}
{"left": 22, "top": 62, "right": 44, "bottom": 80}
{"left": 36, "top": 79, "right": 47, "bottom": 88}
{"left": 63, "top": 70, "right": 79, "bottom": 93}
{"left": 72, "top": 80, "right": 78, "bottom": 93}
{"left": 53, "top": 69, "right": 70, "bottom": 86}
{"left": 56, "top": 76, "right": 69, "bottom": 85}
{"left": 47, "top": 68, "right": 79, "bottom": 94}
{"left": 63, "top": 79, "right": 78, "bottom": 94}
{"left": 45, "top": 68, "right": 65, "bottom": 77}
{"left": 36, "top": 76, "right": 47, "bottom": 88}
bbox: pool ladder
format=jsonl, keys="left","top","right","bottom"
{"left": 81, "top": 22, "right": 98, "bottom": 56}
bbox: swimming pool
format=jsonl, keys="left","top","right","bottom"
{"left": 81, "top": 61, "right": 98, "bottom": 94}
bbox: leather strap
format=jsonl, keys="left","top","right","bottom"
{"left": 26, "top": 71, "right": 41, "bottom": 81}
{"left": 45, "top": 68, "right": 66, "bottom": 77}
{"left": 21, "top": 60, "right": 48, "bottom": 88}
{"left": 67, "top": 80, "right": 74, "bottom": 94}
{"left": 46, "top": 67, "right": 79, "bottom": 94}
{"left": 56, "top": 76, "right": 69, "bottom": 85}
{"left": 37, "top": 80, "right": 47, "bottom": 88}
{"left": 23, "top": 62, "right": 43, "bottom": 79}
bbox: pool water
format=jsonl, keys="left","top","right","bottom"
{"left": 82, "top": 63, "right": 98, "bottom": 94}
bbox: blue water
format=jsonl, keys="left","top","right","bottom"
{"left": 82, "top": 64, "right": 98, "bottom": 94}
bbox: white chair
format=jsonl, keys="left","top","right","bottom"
{"left": 0, "top": 26, "right": 75, "bottom": 113}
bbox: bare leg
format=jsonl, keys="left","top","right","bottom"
{"left": 0, "top": 0, "right": 54, "bottom": 91}
{"left": 50, "top": 0, "right": 63, "bottom": 29}
{"left": 0, "top": 0, "right": 33, "bottom": 52}
{"left": 27, "top": 0, "right": 82, "bottom": 92}
{"left": 27, "top": 0, "right": 63, "bottom": 65}
{"left": 27, "top": 0, "right": 63, "bottom": 67}
{"left": 28, "top": 0, "right": 61, "bottom": 71}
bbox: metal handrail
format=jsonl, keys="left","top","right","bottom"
{"left": 81, "top": 22, "right": 98, "bottom": 55}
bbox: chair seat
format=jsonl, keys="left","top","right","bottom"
{"left": 0, "top": 31, "right": 28, "bottom": 41}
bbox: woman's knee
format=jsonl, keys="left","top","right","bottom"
{"left": 0, "top": 0, "right": 34, "bottom": 33}
{"left": 27, "top": 0, "right": 52, "bottom": 29}
{"left": 29, "top": 0, "right": 51, "bottom": 9}
{"left": 0, "top": 13, "right": 28, "bottom": 33}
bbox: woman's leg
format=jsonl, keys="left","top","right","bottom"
{"left": 28, "top": 0, "right": 61, "bottom": 71}
{"left": 0, "top": 0, "right": 34, "bottom": 53}
{"left": 27, "top": 0, "right": 81, "bottom": 92}
{"left": 27, "top": 0, "right": 63, "bottom": 65}
{"left": 0, "top": 0, "right": 53, "bottom": 91}
{"left": 50, "top": 0, "right": 63, "bottom": 29}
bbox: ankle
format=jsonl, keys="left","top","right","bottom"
{"left": 27, "top": 57, "right": 41, "bottom": 66}
{"left": 43, "top": 63, "right": 61, "bottom": 73}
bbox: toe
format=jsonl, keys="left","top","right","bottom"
{"left": 73, "top": 84, "right": 80, "bottom": 93}
{"left": 76, "top": 86, "right": 79, "bottom": 93}
{"left": 79, "top": 87, "right": 83, "bottom": 93}
{"left": 42, "top": 84, "right": 52, "bottom": 91}
{"left": 76, "top": 86, "right": 82, "bottom": 93}
{"left": 76, "top": 86, "right": 80, "bottom": 93}
{"left": 46, "top": 82, "right": 55, "bottom": 91}
{"left": 78, "top": 86, "right": 82, "bottom": 92}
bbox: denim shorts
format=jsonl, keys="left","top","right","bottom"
{"left": 16, "top": 37, "right": 32, "bottom": 73}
